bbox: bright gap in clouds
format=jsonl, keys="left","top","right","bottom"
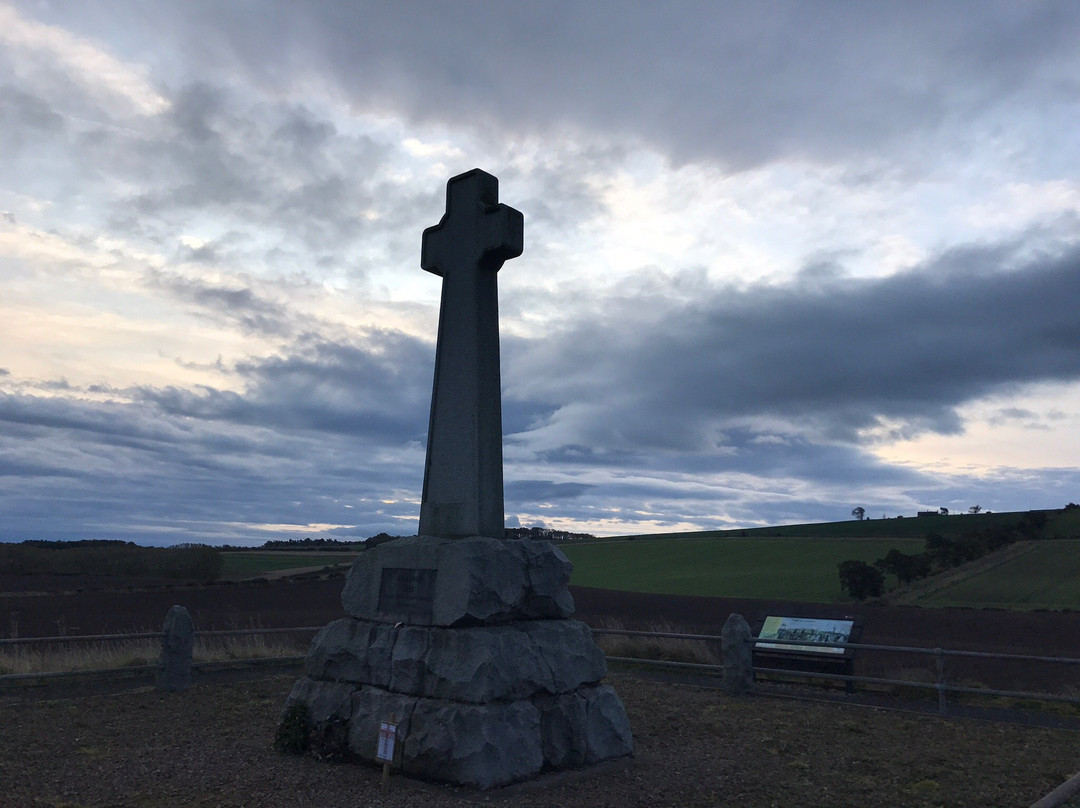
{"left": 874, "top": 381, "right": 1080, "bottom": 473}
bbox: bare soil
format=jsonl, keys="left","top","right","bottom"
{"left": 4, "top": 575, "right": 1080, "bottom": 695}
{"left": 1, "top": 672, "right": 1076, "bottom": 808}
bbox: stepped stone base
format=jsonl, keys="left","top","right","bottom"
{"left": 282, "top": 536, "right": 633, "bottom": 789}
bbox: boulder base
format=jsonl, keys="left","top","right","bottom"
{"left": 283, "top": 537, "right": 633, "bottom": 788}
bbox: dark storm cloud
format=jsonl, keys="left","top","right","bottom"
{"left": 148, "top": 271, "right": 295, "bottom": 337}
{"left": 115, "top": 86, "right": 392, "bottom": 249}
{"left": 68, "top": 0, "right": 1080, "bottom": 170}
{"left": 2, "top": 241, "right": 1074, "bottom": 544}
{"left": 8, "top": 78, "right": 399, "bottom": 267}
{"left": 0, "top": 325, "right": 442, "bottom": 543}
{"left": 0, "top": 391, "right": 185, "bottom": 446}
{"left": 674, "top": 431, "right": 927, "bottom": 488}
{"left": 0, "top": 377, "right": 428, "bottom": 544}
{"left": 507, "top": 239, "right": 1080, "bottom": 453}
{"left": 504, "top": 480, "right": 594, "bottom": 502}
{"left": 135, "top": 331, "right": 432, "bottom": 442}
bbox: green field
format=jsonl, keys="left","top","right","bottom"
{"left": 219, "top": 551, "right": 359, "bottom": 579}
{"left": 562, "top": 537, "right": 924, "bottom": 602}
{"left": 917, "top": 541, "right": 1080, "bottom": 609}
{"left": 607, "top": 507, "right": 1076, "bottom": 542}
{"left": 209, "top": 507, "right": 1080, "bottom": 607}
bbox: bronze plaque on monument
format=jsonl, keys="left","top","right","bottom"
{"left": 378, "top": 567, "right": 437, "bottom": 617}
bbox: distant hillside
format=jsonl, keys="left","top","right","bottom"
{"left": 609, "top": 507, "right": 1078, "bottom": 542}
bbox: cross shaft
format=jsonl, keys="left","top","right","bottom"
{"left": 418, "top": 169, "right": 523, "bottom": 538}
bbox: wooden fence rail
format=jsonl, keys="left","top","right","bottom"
{"left": 3, "top": 615, "right": 1079, "bottom": 716}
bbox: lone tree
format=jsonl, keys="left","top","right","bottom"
{"left": 939, "top": 507, "right": 949, "bottom": 516}
{"left": 851, "top": 506, "right": 866, "bottom": 521}
{"left": 838, "top": 560, "right": 884, "bottom": 600}
{"left": 968, "top": 505, "right": 982, "bottom": 514}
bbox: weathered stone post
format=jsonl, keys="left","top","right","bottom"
{"left": 156, "top": 604, "right": 194, "bottom": 692}
{"left": 721, "top": 613, "right": 755, "bottom": 696}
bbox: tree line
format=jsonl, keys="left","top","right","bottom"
{"left": 838, "top": 510, "right": 1054, "bottom": 600}
{"left": 259, "top": 526, "right": 597, "bottom": 550}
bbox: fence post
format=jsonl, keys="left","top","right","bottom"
{"left": 721, "top": 613, "right": 754, "bottom": 695}
{"left": 934, "top": 647, "right": 947, "bottom": 715}
{"left": 156, "top": 605, "right": 194, "bottom": 692}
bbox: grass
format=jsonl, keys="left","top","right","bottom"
{"left": 218, "top": 551, "right": 359, "bottom": 579}
{"left": 589, "top": 618, "right": 722, "bottom": 666}
{"left": 918, "top": 540, "right": 1080, "bottom": 609}
{"left": 562, "top": 536, "right": 924, "bottom": 601}
{"left": 0, "top": 632, "right": 314, "bottom": 676}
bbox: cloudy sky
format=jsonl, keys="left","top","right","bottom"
{"left": 2, "top": 1, "right": 1079, "bottom": 545}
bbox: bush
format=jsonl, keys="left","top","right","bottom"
{"left": 874, "top": 549, "right": 932, "bottom": 584}
{"left": 274, "top": 704, "right": 311, "bottom": 754}
{"left": 838, "top": 560, "right": 884, "bottom": 600}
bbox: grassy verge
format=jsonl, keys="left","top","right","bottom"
{"left": 589, "top": 618, "right": 722, "bottom": 666}
{"left": 0, "top": 632, "right": 314, "bottom": 675}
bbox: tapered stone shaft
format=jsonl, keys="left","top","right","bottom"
{"left": 418, "top": 169, "right": 523, "bottom": 538}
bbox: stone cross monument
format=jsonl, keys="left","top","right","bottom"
{"left": 419, "top": 169, "right": 522, "bottom": 539}
{"left": 281, "top": 169, "right": 632, "bottom": 789}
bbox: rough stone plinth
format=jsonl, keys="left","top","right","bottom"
{"left": 303, "top": 617, "right": 605, "bottom": 703}
{"left": 284, "top": 536, "right": 633, "bottom": 788}
{"left": 340, "top": 535, "right": 574, "bottom": 626}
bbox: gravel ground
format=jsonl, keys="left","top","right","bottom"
{"left": 2, "top": 672, "right": 1077, "bottom": 808}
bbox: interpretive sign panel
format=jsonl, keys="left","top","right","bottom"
{"left": 377, "top": 567, "right": 437, "bottom": 617}
{"left": 755, "top": 616, "right": 854, "bottom": 656}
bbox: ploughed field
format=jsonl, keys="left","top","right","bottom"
{"left": 4, "top": 573, "right": 1079, "bottom": 697}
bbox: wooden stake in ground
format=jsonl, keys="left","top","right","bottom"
{"left": 377, "top": 712, "right": 397, "bottom": 787}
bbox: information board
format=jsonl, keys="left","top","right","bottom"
{"left": 756, "top": 616, "right": 854, "bottom": 655}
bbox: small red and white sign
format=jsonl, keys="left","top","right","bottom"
{"left": 376, "top": 722, "right": 397, "bottom": 762}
